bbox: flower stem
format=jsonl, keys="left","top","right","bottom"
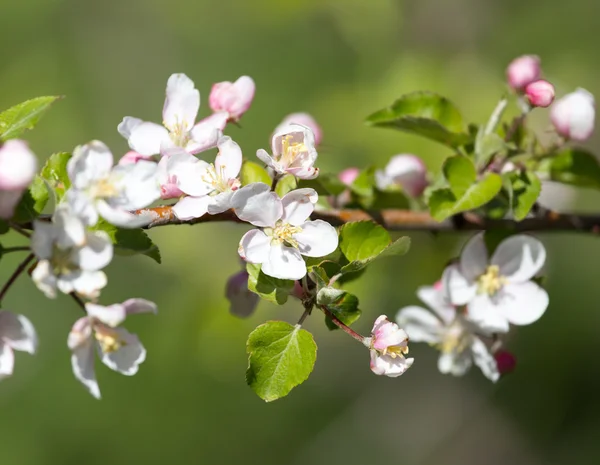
{"left": 2, "top": 246, "right": 31, "bottom": 254}
{"left": 318, "top": 305, "right": 365, "bottom": 343}
{"left": 0, "top": 253, "right": 35, "bottom": 303}
{"left": 8, "top": 222, "right": 31, "bottom": 239}
{"left": 69, "top": 292, "right": 87, "bottom": 312}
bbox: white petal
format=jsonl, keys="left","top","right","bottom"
{"left": 128, "top": 122, "right": 170, "bottom": 156}
{"left": 117, "top": 116, "right": 143, "bottom": 139}
{"left": 396, "top": 306, "right": 443, "bottom": 343}
{"left": 163, "top": 73, "right": 200, "bottom": 132}
{"left": 416, "top": 286, "right": 455, "bottom": 324}
{"left": 96, "top": 200, "right": 151, "bottom": 228}
{"left": 85, "top": 303, "right": 126, "bottom": 327}
{"left": 75, "top": 230, "right": 113, "bottom": 270}
{"left": 64, "top": 190, "right": 98, "bottom": 227}
{"left": 238, "top": 229, "right": 271, "bottom": 264}
{"left": 286, "top": 165, "right": 319, "bottom": 180}
{"left": 460, "top": 233, "right": 488, "bottom": 281}
{"left": 491, "top": 235, "right": 546, "bottom": 283}
{"left": 175, "top": 158, "right": 213, "bottom": 197}
{"left": 438, "top": 351, "right": 472, "bottom": 376}
{"left": 494, "top": 282, "right": 549, "bottom": 326}
{"left": 54, "top": 204, "right": 86, "bottom": 248}
{"left": 215, "top": 136, "right": 242, "bottom": 181}
{"left": 262, "top": 243, "right": 306, "bottom": 280}
{"left": 31, "top": 260, "right": 58, "bottom": 298}
{"left": 172, "top": 195, "right": 211, "bottom": 220}
{"left": 465, "top": 294, "right": 510, "bottom": 333}
{"left": 188, "top": 112, "right": 228, "bottom": 154}
{"left": 370, "top": 351, "right": 414, "bottom": 377}
{"left": 31, "top": 220, "right": 57, "bottom": 259}
{"left": 71, "top": 340, "right": 101, "bottom": 399}
{"left": 294, "top": 220, "right": 338, "bottom": 257}
{"left": 116, "top": 160, "right": 160, "bottom": 209}
{"left": 441, "top": 264, "right": 477, "bottom": 306}
{"left": 0, "top": 311, "right": 38, "bottom": 354}
{"left": 471, "top": 337, "right": 499, "bottom": 382}
{"left": 256, "top": 149, "right": 277, "bottom": 171}
{"left": 0, "top": 343, "right": 14, "bottom": 380}
{"left": 68, "top": 141, "right": 114, "bottom": 188}
{"left": 100, "top": 328, "right": 146, "bottom": 376}
{"left": 207, "top": 191, "right": 234, "bottom": 215}
{"left": 231, "top": 183, "right": 282, "bottom": 227}
{"left": 68, "top": 316, "right": 92, "bottom": 350}
{"left": 70, "top": 271, "right": 107, "bottom": 299}
{"left": 122, "top": 299, "right": 158, "bottom": 316}
{"left": 281, "top": 188, "right": 318, "bottom": 226}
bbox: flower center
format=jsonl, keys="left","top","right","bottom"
{"left": 94, "top": 323, "right": 125, "bottom": 353}
{"left": 89, "top": 177, "right": 120, "bottom": 199}
{"left": 167, "top": 121, "right": 191, "bottom": 147}
{"left": 50, "top": 245, "right": 78, "bottom": 276}
{"left": 266, "top": 220, "right": 302, "bottom": 248}
{"left": 279, "top": 134, "right": 307, "bottom": 167}
{"left": 435, "top": 321, "right": 469, "bottom": 354}
{"left": 201, "top": 164, "right": 240, "bottom": 193}
{"left": 381, "top": 344, "right": 409, "bottom": 358}
{"left": 477, "top": 265, "right": 507, "bottom": 296}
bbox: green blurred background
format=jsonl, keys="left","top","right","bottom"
{"left": 2, "top": 0, "right": 600, "bottom": 464}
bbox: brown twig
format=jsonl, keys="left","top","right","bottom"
{"left": 318, "top": 305, "right": 365, "bottom": 343}
{"left": 0, "top": 253, "right": 35, "bottom": 303}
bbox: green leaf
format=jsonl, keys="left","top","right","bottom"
{"left": 240, "top": 161, "right": 272, "bottom": 186}
{"left": 349, "top": 166, "right": 376, "bottom": 198}
{"left": 366, "top": 91, "right": 470, "bottom": 148}
{"left": 298, "top": 173, "right": 347, "bottom": 197}
{"left": 504, "top": 170, "right": 541, "bottom": 221}
{"left": 92, "top": 221, "right": 161, "bottom": 263}
{"left": 40, "top": 152, "right": 71, "bottom": 202}
{"left": 317, "top": 287, "right": 361, "bottom": 330}
{"left": 443, "top": 155, "right": 476, "bottom": 198}
{"left": 475, "top": 132, "right": 507, "bottom": 168}
{"left": 370, "top": 190, "right": 410, "bottom": 209}
{"left": 246, "top": 321, "right": 317, "bottom": 402}
{"left": 11, "top": 175, "right": 49, "bottom": 222}
{"left": 246, "top": 263, "right": 295, "bottom": 305}
{"left": 550, "top": 149, "right": 600, "bottom": 189}
{"left": 274, "top": 174, "right": 297, "bottom": 197}
{"left": 0, "top": 96, "right": 61, "bottom": 140}
{"left": 0, "top": 220, "right": 9, "bottom": 235}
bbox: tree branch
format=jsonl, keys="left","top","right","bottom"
{"left": 135, "top": 205, "right": 600, "bottom": 233}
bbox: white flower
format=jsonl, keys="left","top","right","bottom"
{"left": 257, "top": 123, "right": 319, "bottom": 180}
{"left": 442, "top": 233, "right": 548, "bottom": 333}
{"left": 550, "top": 88, "right": 595, "bottom": 141}
{"left": 118, "top": 73, "right": 228, "bottom": 156}
{"left": 0, "top": 140, "right": 38, "bottom": 219}
{"left": 274, "top": 113, "right": 322, "bottom": 146}
{"left": 234, "top": 183, "right": 338, "bottom": 280}
{"left": 68, "top": 298, "right": 157, "bottom": 399}
{"left": 66, "top": 140, "right": 160, "bottom": 228}
{"left": 397, "top": 285, "right": 499, "bottom": 382}
{"left": 166, "top": 136, "right": 243, "bottom": 220}
{"left": 0, "top": 311, "right": 37, "bottom": 380}
{"left": 31, "top": 205, "right": 113, "bottom": 299}
{"left": 375, "top": 154, "right": 428, "bottom": 197}
{"left": 367, "top": 315, "right": 414, "bottom": 377}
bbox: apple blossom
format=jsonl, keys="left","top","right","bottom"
{"left": 225, "top": 269, "right": 259, "bottom": 318}
{"left": 442, "top": 233, "right": 548, "bottom": 333}
{"left": 68, "top": 298, "right": 157, "bottom": 399}
{"left": 257, "top": 123, "right": 319, "bottom": 180}
{"left": 234, "top": 183, "right": 338, "bottom": 280}
{"left": 31, "top": 205, "right": 113, "bottom": 299}
{"left": 209, "top": 76, "right": 255, "bottom": 121}
{"left": 338, "top": 167, "right": 360, "bottom": 186}
{"left": 550, "top": 88, "right": 595, "bottom": 141}
{"left": 0, "top": 311, "right": 38, "bottom": 380}
{"left": 365, "top": 315, "right": 413, "bottom": 377}
{"left": 506, "top": 55, "right": 541, "bottom": 90}
{"left": 118, "top": 73, "right": 228, "bottom": 156}
{"left": 117, "top": 151, "right": 153, "bottom": 166}
{"left": 375, "top": 154, "right": 428, "bottom": 197}
{"left": 274, "top": 113, "right": 322, "bottom": 146}
{"left": 525, "top": 80, "right": 555, "bottom": 108}
{"left": 66, "top": 140, "right": 160, "bottom": 228}
{"left": 396, "top": 285, "right": 499, "bottom": 381}
{"left": 166, "top": 136, "right": 243, "bottom": 220}
{"left": 0, "top": 140, "right": 37, "bottom": 219}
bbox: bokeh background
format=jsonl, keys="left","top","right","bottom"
{"left": 2, "top": 0, "right": 600, "bottom": 464}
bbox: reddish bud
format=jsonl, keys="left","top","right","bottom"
{"left": 494, "top": 349, "right": 516, "bottom": 376}
{"left": 525, "top": 80, "right": 555, "bottom": 108}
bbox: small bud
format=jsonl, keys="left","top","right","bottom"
{"left": 209, "top": 76, "right": 255, "bottom": 121}
{"left": 506, "top": 55, "right": 541, "bottom": 90}
{"left": 274, "top": 113, "right": 322, "bottom": 146}
{"left": 550, "top": 88, "right": 595, "bottom": 141}
{"left": 338, "top": 167, "right": 360, "bottom": 186}
{"left": 369, "top": 315, "right": 413, "bottom": 377}
{"left": 376, "top": 154, "right": 428, "bottom": 197}
{"left": 0, "top": 140, "right": 37, "bottom": 219}
{"left": 226, "top": 270, "right": 259, "bottom": 318}
{"left": 118, "top": 151, "right": 153, "bottom": 165}
{"left": 494, "top": 349, "right": 516, "bottom": 376}
{"left": 524, "top": 80, "right": 555, "bottom": 108}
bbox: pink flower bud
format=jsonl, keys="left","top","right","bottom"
{"left": 524, "top": 80, "right": 555, "bottom": 108}
{"left": 225, "top": 270, "right": 259, "bottom": 318}
{"left": 118, "top": 151, "right": 153, "bottom": 165}
{"left": 506, "top": 55, "right": 541, "bottom": 90}
{"left": 209, "top": 76, "right": 255, "bottom": 121}
{"left": 376, "top": 154, "right": 428, "bottom": 197}
{"left": 291, "top": 281, "right": 305, "bottom": 300}
{"left": 494, "top": 349, "right": 516, "bottom": 376}
{"left": 274, "top": 113, "right": 322, "bottom": 146}
{"left": 550, "top": 88, "right": 595, "bottom": 141}
{"left": 368, "top": 315, "right": 413, "bottom": 377}
{"left": 0, "top": 140, "right": 37, "bottom": 219}
{"left": 338, "top": 167, "right": 360, "bottom": 186}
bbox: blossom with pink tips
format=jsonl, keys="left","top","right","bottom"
{"left": 274, "top": 113, "right": 322, "bottom": 146}
{"left": 375, "top": 154, "right": 427, "bottom": 197}
{"left": 0, "top": 140, "right": 37, "bottom": 219}
{"left": 0, "top": 311, "right": 38, "bottom": 380}
{"left": 118, "top": 151, "right": 153, "bottom": 166}
{"left": 367, "top": 315, "right": 413, "bottom": 377}
{"left": 550, "top": 88, "right": 595, "bottom": 141}
{"left": 209, "top": 76, "right": 255, "bottom": 121}
{"left": 506, "top": 55, "right": 541, "bottom": 90}
{"left": 524, "top": 80, "right": 555, "bottom": 108}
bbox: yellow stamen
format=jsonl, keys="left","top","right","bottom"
{"left": 94, "top": 325, "right": 125, "bottom": 353}
{"left": 269, "top": 220, "right": 302, "bottom": 248}
{"left": 477, "top": 265, "right": 507, "bottom": 296}
{"left": 279, "top": 134, "right": 307, "bottom": 166}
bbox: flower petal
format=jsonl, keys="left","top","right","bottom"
{"left": 491, "top": 235, "right": 546, "bottom": 283}
{"left": 442, "top": 264, "right": 477, "bottom": 306}
{"left": 162, "top": 73, "right": 199, "bottom": 132}
{"left": 188, "top": 112, "right": 228, "bottom": 154}
{"left": 207, "top": 191, "right": 234, "bottom": 215}
{"left": 396, "top": 306, "right": 444, "bottom": 343}
{"left": 70, "top": 271, "right": 108, "bottom": 300}
{"left": 231, "top": 183, "right": 282, "bottom": 227}
{"left": 31, "top": 220, "right": 57, "bottom": 259}
{"left": 96, "top": 200, "right": 152, "bottom": 228}
{"left": 74, "top": 230, "right": 113, "bottom": 270}
{"left": 68, "top": 141, "right": 114, "bottom": 188}
{"left": 68, "top": 316, "right": 92, "bottom": 350}
{"left": 238, "top": 229, "right": 270, "bottom": 263}
{"left": 281, "top": 188, "right": 318, "bottom": 226}
{"left": 215, "top": 136, "right": 242, "bottom": 181}
{"left": 71, "top": 340, "right": 101, "bottom": 399}
{"left": 122, "top": 299, "right": 158, "bottom": 316}
{"left": 85, "top": 303, "right": 127, "bottom": 327}
{"left": 64, "top": 190, "right": 98, "bottom": 227}
{"left": 262, "top": 243, "right": 306, "bottom": 280}
{"left": 0, "top": 343, "right": 14, "bottom": 380}
{"left": 494, "top": 282, "right": 549, "bottom": 326}
{"left": 370, "top": 351, "right": 414, "bottom": 377}
{"left": 128, "top": 122, "right": 170, "bottom": 156}
{"left": 31, "top": 260, "right": 58, "bottom": 298}
{"left": 470, "top": 337, "right": 499, "bottom": 382}
{"left": 437, "top": 351, "right": 472, "bottom": 376}
{"left": 294, "top": 219, "right": 338, "bottom": 257}
{"left": 0, "top": 311, "right": 38, "bottom": 354}
{"left": 172, "top": 195, "right": 211, "bottom": 220}
{"left": 416, "top": 286, "right": 455, "bottom": 324}
{"left": 465, "top": 294, "right": 510, "bottom": 333}
{"left": 167, "top": 152, "right": 213, "bottom": 197}
{"left": 100, "top": 328, "right": 146, "bottom": 376}
{"left": 54, "top": 204, "right": 86, "bottom": 247}
{"left": 117, "top": 117, "right": 143, "bottom": 139}
{"left": 256, "top": 149, "right": 276, "bottom": 170}
{"left": 460, "top": 233, "right": 488, "bottom": 281}
{"left": 115, "top": 160, "right": 160, "bottom": 210}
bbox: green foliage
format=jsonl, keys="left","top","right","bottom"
{"left": 348, "top": 166, "right": 376, "bottom": 198}
{"left": 93, "top": 221, "right": 161, "bottom": 264}
{"left": 246, "top": 263, "right": 295, "bottom": 305}
{"left": 0, "top": 96, "right": 61, "bottom": 140}
{"left": 274, "top": 174, "right": 297, "bottom": 197}
{"left": 317, "top": 287, "right": 361, "bottom": 330}
{"left": 240, "top": 161, "right": 271, "bottom": 186}
{"left": 366, "top": 91, "right": 471, "bottom": 148}
{"left": 550, "top": 148, "right": 600, "bottom": 189}
{"left": 475, "top": 131, "right": 507, "bottom": 168}
{"left": 297, "top": 173, "right": 347, "bottom": 196}
{"left": 40, "top": 152, "right": 71, "bottom": 202}
{"left": 11, "top": 176, "right": 49, "bottom": 222}
{"left": 504, "top": 170, "right": 541, "bottom": 221}
{"left": 246, "top": 321, "right": 317, "bottom": 402}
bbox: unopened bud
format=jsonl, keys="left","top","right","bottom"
{"left": 338, "top": 167, "right": 360, "bottom": 186}
{"left": 494, "top": 349, "right": 516, "bottom": 376}
{"left": 524, "top": 80, "right": 555, "bottom": 108}
{"left": 506, "top": 55, "right": 541, "bottom": 90}
{"left": 209, "top": 76, "right": 256, "bottom": 121}
{"left": 0, "top": 140, "right": 37, "bottom": 219}
{"left": 550, "top": 88, "right": 595, "bottom": 141}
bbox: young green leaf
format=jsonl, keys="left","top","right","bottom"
{"left": 92, "top": 221, "right": 161, "bottom": 263}
{"left": 40, "top": 152, "right": 71, "bottom": 202}
{"left": 11, "top": 176, "right": 49, "bottom": 222}
{"left": 246, "top": 263, "right": 295, "bottom": 305}
{"left": 317, "top": 287, "right": 362, "bottom": 330}
{"left": 550, "top": 149, "right": 600, "bottom": 189}
{"left": 246, "top": 321, "right": 317, "bottom": 402}
{"left": 274, "top": 174, "right": 297, "bottom": 197}
{"left": 504, "top": 170, "right": 541, "bottom": 221}
{"left": 442, "top": 155, "right": 476, "bottom": 198}
{"left": 475, "top": 132, "right": 507, "bottom": 168}
{"left": 349, "top": 166, "right": 376, "bottom": 198}
{"left": 0, "top": 96, "right": 61, "bottom": 140}
{"left": 240, "top": 161, "right": 272, "bottom": 186}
